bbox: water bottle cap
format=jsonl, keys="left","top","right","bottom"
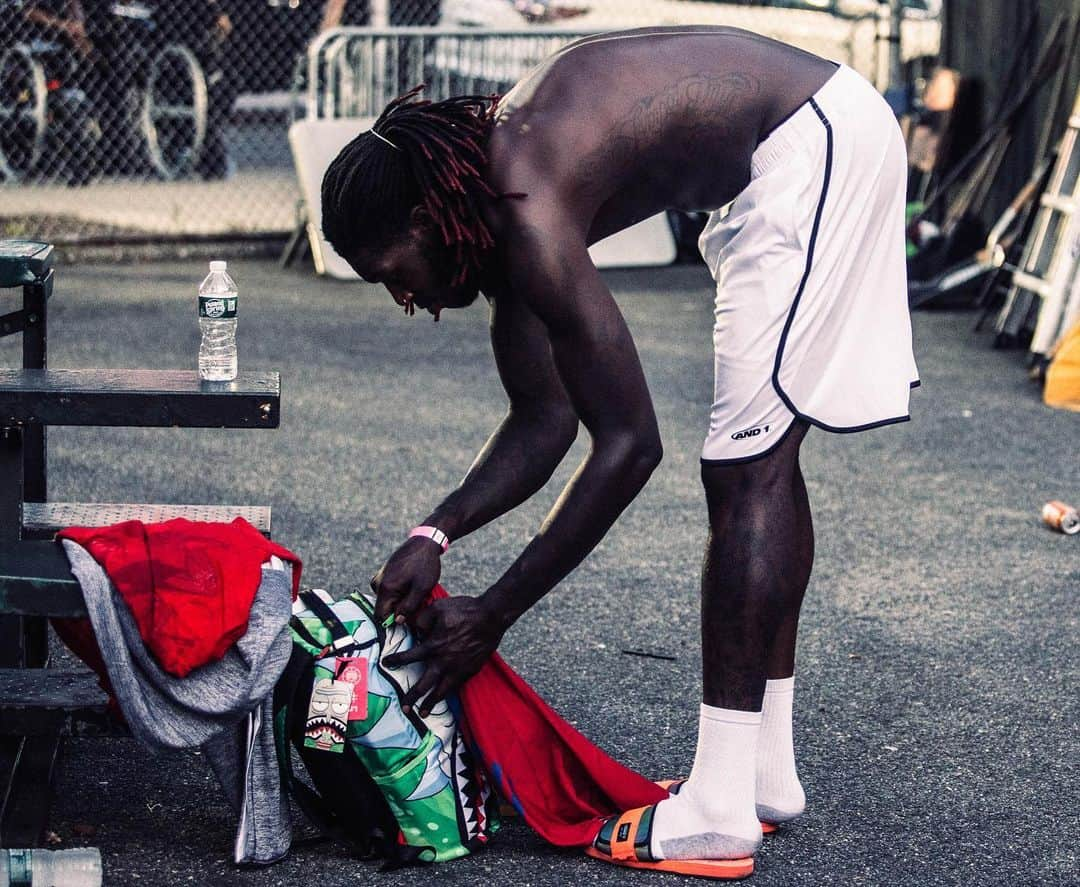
{"left": 209, "top": 260, "right": 227, "bottom": 273}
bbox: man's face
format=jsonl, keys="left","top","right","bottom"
{"left": 346, "top": 220, "right": 482, "bottom": 320}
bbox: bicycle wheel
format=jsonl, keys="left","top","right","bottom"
{"left": 0, "top": 45, "right": 48, "bottom": 182}
{"left": 140, "top": 43, "right": 208, "bottom": 180}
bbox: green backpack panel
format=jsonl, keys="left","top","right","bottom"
{"left": 275, "top": 588, "right": 498, "bottom": 864}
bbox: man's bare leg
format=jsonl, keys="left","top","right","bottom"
{"left": 650, "top": 420, "right": 812, "bottom": 860}
{"left": 700, "top": 420, "right": 811, "bottom": 708}
{"left": 764, "top": 460, "right": 814, "bottom": 678}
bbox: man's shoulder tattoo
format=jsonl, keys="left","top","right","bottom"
{"left": 576, "top": 72, "right": 761, "bottom": 194}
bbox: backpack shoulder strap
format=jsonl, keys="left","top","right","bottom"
{"left": 274, "top": 646, "right": 374, "bottom": 854}
{"left": 298, "top": 589, "right": 373, "bottom": 656}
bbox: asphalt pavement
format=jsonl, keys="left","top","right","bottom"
{"left": 3, "top": 257, "right": 1076, "bottom": 886}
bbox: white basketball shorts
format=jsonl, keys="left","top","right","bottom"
{"left": 698, "top": 63, "right": 920, "bottom": 464}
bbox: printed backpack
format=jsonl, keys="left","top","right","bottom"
{"left": 273, "top": 588, "right": 498, "bottom": 865}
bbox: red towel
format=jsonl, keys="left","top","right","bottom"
{"left": 58, "top": 517, "right": 301, "bottom": 677}
{"left": 430, "top": 586, "right": 667, "bottom": 847}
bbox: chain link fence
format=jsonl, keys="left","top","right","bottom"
{"left": 0, "top": 1, "right": 940, "bottom": 243}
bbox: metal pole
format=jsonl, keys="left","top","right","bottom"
{"left": 889, "top": 0, "right": 904, "bottom": 92}
{"left": 875, "top": 0, "right": 906, "bottom": 106}
{"left": 0, "top": 426, "right": 28, "bottom": 669}
{"left": 372, "top": 0, "right": 389, "bottom": 28}
{"left": 21, "top": 270, "right": 48, "bottom": 505}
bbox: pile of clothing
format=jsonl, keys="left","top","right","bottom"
{"left": 55, "top": 519, "right": 663, "bottom": 867}
{"left": 53, "top": 518, "right": 302, "bottom": 864}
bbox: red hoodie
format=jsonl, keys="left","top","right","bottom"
{"left": 58, "top": 517, "right": 301, "bottom": 678}
{"left": 431, "top": 586, "right": 667, "bottom": 846}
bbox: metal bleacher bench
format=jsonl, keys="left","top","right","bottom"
{"left": 0, "top": 240, "right": 281, "bottom": 846}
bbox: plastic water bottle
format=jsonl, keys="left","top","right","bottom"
{"left": 1, "top": 848, "right": 102, "bottom": 886}
{"left": 198, "top": 259, "right": 238, "bottom": 381}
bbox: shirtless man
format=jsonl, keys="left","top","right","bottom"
{"left": 320, "top": 27, "right": 918, "bottom": 878}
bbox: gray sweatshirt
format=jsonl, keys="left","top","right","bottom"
{"left": 62, "top": 540, "right": 293, "bottom": 865}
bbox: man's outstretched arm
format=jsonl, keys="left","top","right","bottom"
{"left": 373, "top": 294, "right": 580, "bottom": 622}
{"left": 425, "top": 294, "right": 584, "bottom": 541}
{"left": 385, "top": 213, "right": 663, "bottom": 713}
{"left": 478, "top": 217, "right": 664, "bottom": 627}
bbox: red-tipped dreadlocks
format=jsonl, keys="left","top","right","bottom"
{"left": 321, "top": 85, "right": 503, "bottom": 287}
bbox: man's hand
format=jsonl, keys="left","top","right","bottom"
{"left": 383, "top": 596, "right": 504, "bottom": 717}
{"left": 372, "top": 536, "right": 442, "bottom": 625}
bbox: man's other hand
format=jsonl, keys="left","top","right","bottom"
{"left": 372, "top": 536, "right": 442, "bottom": 624}
{"left": 382, "top": 596, "right": 504, "bottom": 717}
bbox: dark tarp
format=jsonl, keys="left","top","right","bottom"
{"left": 941, "top": 0, "right": 1080, "bottom": 228}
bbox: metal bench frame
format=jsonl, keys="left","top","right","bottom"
{"left": 0, "top": 241, "right": 54, "bottom": 849}
{"left": 0, "top": 241, "right": 51, "bottom": 674}
{"left": 0, "top": 240, "right": 279, "bottom": 846}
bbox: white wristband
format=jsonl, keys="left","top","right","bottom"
{"left": 409, "top": 525, "right": 450, "bottom": 553}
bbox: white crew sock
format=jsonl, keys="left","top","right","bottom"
{"left": 755, "top": 676, "right": 806, "bottom": 823}
{"left": 649, "top": 705, "right": 763, "bottom": 860}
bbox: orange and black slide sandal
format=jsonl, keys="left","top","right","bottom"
{"left": 585, "top": 805, "right": 755, "bottom": 880}
{"left": 657, "top": 780, "right": 778, "bottom": 835}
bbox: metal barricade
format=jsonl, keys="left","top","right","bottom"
{"left": 305, "top": 27, "right": 595, "bottom": 120}
{"left": 306, "top": 19, "right": 940, "bottom": 124}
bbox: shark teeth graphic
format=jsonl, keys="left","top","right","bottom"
{"left": 304, "top": 716, "right": 346, "bottom": 745}
{"left": 451, "top": 733, "right": 484, "bottom": 839}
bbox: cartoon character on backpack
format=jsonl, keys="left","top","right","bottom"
{"left": 303, "top": 678, "right": 351, "bottom": 753}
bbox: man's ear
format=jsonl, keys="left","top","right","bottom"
{"left": 408, "top": 204, "right": 432, "bottom": 234}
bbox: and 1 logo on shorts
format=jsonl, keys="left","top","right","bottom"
{"left": 199, "top": 296, "right": 238, "bottom": 319}
{"left": 731, "top": 424, "right": 770, "bottom": 441}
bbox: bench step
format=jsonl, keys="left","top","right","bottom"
{"left": 22, "top": 502, "right": 271, "bottom": 538}
{"left": 0, "top": 369, "right": 279, "bottom": 428}
{"left": 0, "top": 541, "right": 84, "bottom": 617}
{"left": 0, "top": 669, "right": 122, "bottom": 737}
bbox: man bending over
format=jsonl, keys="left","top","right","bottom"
{"left": 321, "top": 27, "right": 918, "bottom": 878}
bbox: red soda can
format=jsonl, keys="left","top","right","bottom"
{"left": 1042, "top": 501, "right": 1080, "bottom": 535}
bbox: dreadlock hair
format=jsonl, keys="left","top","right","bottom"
{"left": 321, "top": 85, "right": 501, "bottom": 287}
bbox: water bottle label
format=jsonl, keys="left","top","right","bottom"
{"left": 199, "top": 296, "right": 238, "bottom": 319}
